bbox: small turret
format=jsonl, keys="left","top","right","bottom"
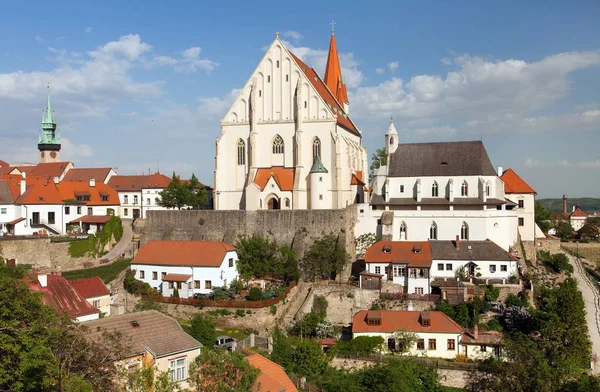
{"left": 309, "top": 155, "right": 331, "bottom": 209}
{"left": 385, "top": 117, "right": 398, "bottom": 156}
{"left": 38, "top": 86, "right": 61, "bottom": 163}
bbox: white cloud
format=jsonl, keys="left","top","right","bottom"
{"left": 283, "top": 30, "right": 303, "bottom": 41}
{"left": 85, "top": 27, "right": 92, "bottom": 33}
{"left": 387, "top": 61, "right": 399, "bottom": 72}
{"left": 441, "top": 57, "right": 452, "bottom": 65}
{"left": 351, "top": 50, "right": 600, "bottom": 137}
{"left": 61, "top": 137, "right": 94, "bottom": 160}
{"left": 376, "top": 68, "right": 385, "bottom": 74}
{"left": 153, "top": 46, "right": 218, "bottom": 73}
{"left": 35, "top": 35, "right": 44, "bottom": 43}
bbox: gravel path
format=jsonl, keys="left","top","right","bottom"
{"left": 96, "top": 220, "right": 133, "bottom": 261}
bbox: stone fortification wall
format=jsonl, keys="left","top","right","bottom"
{"left": 142, "top": 208, "right": 358, "bottom": 279}
{"left": 0, "top": 237, "right": 94, "bottom": 271}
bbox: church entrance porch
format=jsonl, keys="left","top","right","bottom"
{"left": 267, "top": 197, "right": 280, "bottom": 210}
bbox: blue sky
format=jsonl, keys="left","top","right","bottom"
{"left": 0, "top": 0, "right": 599, "bottom": 198}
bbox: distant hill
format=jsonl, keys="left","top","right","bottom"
{"left": 538, "top": 198, "right": 600, "bottom": 213}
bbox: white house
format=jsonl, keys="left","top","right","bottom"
{"left": 131, "top": 240, "right": 240, "bottom": 298}
{"left": 569, "top": 206, "right": 588, "bottom": 232}
{"left": 500, "top": 168, "right": 541, "bottom": 242}
{"left": 107, "top": 173, "right": 172, "bottom": 219}
{"left": 355, "top": 133, "right": 518, "bottom": 251}
{"left": 213, "top": 31, "right": 368, "bottom": 211}
{"left": 362, "top": 241, "right": 433, "bottom": 294}
{"left": 352, "top": 310, "right": 464, "bottom": 359}
{"left": 71, "top": 276, "right": 112, "bottom": 317}
{"left": 461, "top": 326, "right": 503, "bottom": 360}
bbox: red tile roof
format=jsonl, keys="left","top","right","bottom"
{"left": 352, "top": 310, "right": 463, "bottom": 334}
{"left": 63, "top": 168, "right": 113, "bottom": 183}
{"left": 107, "top": 173, "right": 171, "bottom": 191}
{"left": 26, "top": 274, "right": 100, "bottom": 319}
{"left": 290, "top": 52, "right": 360, "bottom": 137}
{"left": 12, "top": 162, "right": 73, "bottom": 179}
{"left": 132, "top": 241, "right": 236, "bottom": 268}
{"left": 500, "top": 168, "right": 536, "bottom": 194}
{"left": 58, "top": 181, "right": 120, "bottom": 206}
{"left": 0, "top": 159, "right": 8, "bottom": 167}
{"left": 70, "top": 276, "right": 110, "bottom": 299}
{"left": 253, "top": 167, "right": 295, "bottom": 191}
{"left": 324, "top": 33, "right": 349, "bottom": 105}
{"left": 14, "top": 178, "right": 65, "bottom": 205}
{"left": 570, "top": 206, "right": 588, "bottom": 218}
{"left": 163, "top": 274, "right": 192, "bottom": 282}
{"left": 69, "top": 215, "right": 113, "bottom": 224}
{"left": 245, "top": 353, "right": 298, "bottom": 392}
{"left": 351, "top": 173, "right": 365, "bottom": 186}
{"left": 365, "top": 241, "right": 432, "bottom": 268}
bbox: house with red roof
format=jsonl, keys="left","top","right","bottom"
{"left": 500, "top": 168, "right": 542, "bottom": 241}
{"left": 107, "top": 173, "right": 173, "bottom": 219}
{"left": 26, "top": 273, "right": 100, "bottom": 322}
{"left": 245, "top": 353, "right": 298, "bottom": 392}
{"left": 352, "top": 310, "right": 464, "bottom": 359}
{"left": 213, "top": 31, "right": 368, "bottom": 211}
{"left": 569, "top": 205, "right": 588, "bottom": 232}
{"left": 70, "top": 276, "right": 111, "bottom": 316}
{"left": 131, "top": 240, "right": 239, "bottom": 298}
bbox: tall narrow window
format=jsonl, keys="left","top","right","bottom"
{"left": 237, "top": 139, "right": 246, "bottom": 165}
{"left": 461, "top": 222, "right": 469, "bottom": 240}
{"left": 429, "top": 222, "right": 437, "bottom": 240}
{"left": 400, "top": 222, "right": 407, "bottom": 240}
{"left": 272, "top": 135, "right": 284, "bottom": 154}
{"left": 461, "top": 181, "right": 468, "bottom": 196}
{"left": 432, "top": 182, "right": 439, "bottom": 197}
{"left": 486, "top": 183, "right": 490, "bottom": 197}
{"left": 390, "top": 136, "right": 394, "bottom": 145}
{"left": 312, "top": 137, "right": 321, "bottom": 159}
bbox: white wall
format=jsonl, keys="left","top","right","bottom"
{"left": 505, "top": 193, "right": 536, "bottom": 241}
{"left": 132, "top": 250, "right": 239, "bottom": 297}
{"left": 353, "top": 331, "right": 462, "bottom": 359}
{"left": 433, "top": 259, "right": 517, "bottom": 280}
{"left": 86, "top": 294, "right": 111, "bottom": 316}
{"left": 463, "top": 343, "right": 501, "bottom": 360}
{"left": 76, "top": 312, "right": 100, "bottom": 323}
{"left": 571, "top": 216, "right": 586, "bottom": 232}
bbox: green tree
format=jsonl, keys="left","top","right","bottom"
{"left": 188, "top": 349, "right": 259, "bottom": 392}
{"left": 270, "top": 328, "right": 294, "bottom": 370}
{"left": 535, "top": 202, "right": 552, "bottom": 233}
{"left": 554, "top": 220, "right": 574, "bottom": 239}
{"left": 186, "top": 173, "right": 209, "bottom": 208}
{"left": 189, "top": 314, "right": 216, "bottom": 347}
{"left": 356, "top": 358, "right": 439, "bottom": 392}
{"left": 302, "top": 234, "right": 349, "bottom": 280}
{"left": 235, "top": 235, "right": 299, "bottom": 281}
{"left": 578, "top": 217, "right": 600, "bottom": 239}
{"left": 288, "top": 338, "right": 331, "bottom": 377}
{"left": 484, "top": 284, "right": 500, "bottom": 301}
{"left": 157, "top": 172, "right": 208, "bottom": 210}
{"left": 369, "top": 147, "right": 387, "bottom": 179}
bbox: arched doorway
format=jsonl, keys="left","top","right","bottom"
{"left": 267, "top": 197, "right": 280, "bottom": 210}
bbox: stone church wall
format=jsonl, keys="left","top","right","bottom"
{"left": 142, "top": 207, "right": 358, "bottom": 280}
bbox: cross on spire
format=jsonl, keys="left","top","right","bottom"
{"left": 330, "top": 20, "right": 336, "bottom": 34}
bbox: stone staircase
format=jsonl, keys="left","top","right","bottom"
{"left": 281, "top": 283, "right": 311, "bottom": 329}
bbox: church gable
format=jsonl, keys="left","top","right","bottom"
{"left": 222, "top": 36, "right": 336, "bottom": 127}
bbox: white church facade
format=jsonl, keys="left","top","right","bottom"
{"left": 213, "top": 32, "right": 368, "bottom": 211}
{"left": 355, "top": 120, "right": 519, "bottom": 251}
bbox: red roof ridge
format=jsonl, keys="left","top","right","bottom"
{"left": 500, "top": 168, "right": 536, "bottom": 194}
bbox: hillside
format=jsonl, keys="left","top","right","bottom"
{"left": 538, "top": 198, "right": 600, "bottom": 213}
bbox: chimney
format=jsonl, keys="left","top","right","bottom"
{"left": 497, "top": 166, "right": 503, "bottom": 176}
{"left": 38, "top": 274, "right": 48, "bottom": 288}
{"left": 456, "top": 235, "right": 460, "bottom": 250}
{"left": 20, "top": 172, "right": 26, "bottom": 195}
{"left": 407, "top": 301, "right": 414, "bottom": 311}
{"left": 89, "top": 178, "right": 96, "bottom": 187}
{"left": 474, "top": 324, "right": 479, "bottom": 340}
{"left": 563, "top": 195, "right": 567, "bottom": 214}
{"left": 53, "top": 177, "right": 59, "bottom": 184}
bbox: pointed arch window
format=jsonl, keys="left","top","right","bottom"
{"left": 432, "top": 181, "right": 439, "bottom": 197}
{"left": 237, "top": 139, "right": 245, "bottom": 165}
{"left": 461, "top": 222, "right": 469, "bottom": 240}
{"left": 400, "top": 222, "right": 407, "bottom": 240}
{"left": 485, "top": 182, "right": 490, "bottom": 197}
{"left": 429, "top": 222, "right": 438, "bottom": 240}
{"left": 312, "top": 137, "right": 321, "bottom": 160}
{"left": 390, "top": 136, "right": 394, "bottom": 145}
{"left": 461, "top": 181, "right": 468, "bottom": 196}
{"left": 272, "top": 135, "right": 284, "bottom": 154}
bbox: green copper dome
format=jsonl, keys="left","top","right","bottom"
{"left": 310, "top": 155, "right": 329, "bottom": 174}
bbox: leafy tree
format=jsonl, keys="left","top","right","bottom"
{"left": 553, "top": 220, "right": 574, "bottom": 239}
{"left": 369, "top": 147, "right": 387, "bottom": 179}
{"left": 535, "top": 201, "right": 552, "bottom": 233}
{"left": 334, "top": 336, "right": 384, "bottom": 356}
{"left": 505, "top": 293, "right": 529, "bottom": 308}
{"left": 356, "top": 358, "right": 439, "bottom": 392}
{"left": 188, "top": 349, "right": 259, "bottom": 392}
{"left": 452, "top": 302, "right": 471, "bottom": 328}
{"left": 157, "top": 172, "right": 208, "bottom": 210}
{"left": 578, "top": 217, "right": 600, "bottom": 239}
{"left": 235, "top": 235, "right": 299, "bottom": 282}
{"left": 270, "top": 328, "right": 294, "bottom": 370}
{"left": 288, "top": 338, "right": 331, "bottom": 377}
{"left": 248, "top": 287, "right": 262, "bottom": 301}
{"left": 484, "top": 284, "right": 500, "bottom": 301}
{"left": 291, "top": 312, "right": 324, "bottom": 337}
{"left": 391, "top": 330, "right": 419, "bottom": 354}
{"left": 187, "top": 173, "right": 209, "bottom": 208}
{"left": 189, "top": 314, "right": 217, "bottom": 347}
{"left": 302, "top": 234, "right": 349, "bottom": 280}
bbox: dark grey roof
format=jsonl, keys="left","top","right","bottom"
{"left": 388, "top": 141, "right": 497, "bottom": 177}
{"left": 0, "top": 180, "right": 14, "bottom": 204}
{"left": 429, "top": 240, "right": 516, "bottom": 261}
{"left": 371, "top": 194, "right": 504, "bottom": 207}
{"left": 84, "top": 310, "right": 201, "bottom": 358}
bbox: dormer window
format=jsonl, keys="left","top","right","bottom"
{"left": 413, "top": 245, "right": 422, "bottom": 254}
{"left": 420, "top": 312, "right": 431, "bottom": 327}
{"left": 366, "top": 310, "right": 382, "bottom": 326}
{"left": 383, "top": 245, "right": 391, "bottom": 254}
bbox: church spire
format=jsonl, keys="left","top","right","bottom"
{"left": 42, "top": 85, "right": 56, "bottom": 128}
{"left": 324, "top": 22, "right": 349, "bottom": 110}
{"left": 38, "top": 85, "right": 61, "bottom": 163}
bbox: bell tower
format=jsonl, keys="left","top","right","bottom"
{"left": 38, "top": 86, "right": 61, "bottom": 163}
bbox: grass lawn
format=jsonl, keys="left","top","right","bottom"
{"left": 176, "top": 318, "right": 248, "bottom": 341}
{"left": 62, "top": 258, "right": 131, "bottom": 284}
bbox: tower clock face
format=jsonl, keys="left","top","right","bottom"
{"left": 41, "top": 151, "right": 45, "bottom": 158}
{"left": 50, "top": 151, "right": 57, "bottom": 158}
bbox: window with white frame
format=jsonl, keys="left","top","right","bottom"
{"left": 0, "top": 208, "right": 6, "bottom": 214}
{"left": 446, "top": 263, "right": 452, "bottom": 271}
{"left": 501, "top": 265, "right": 507, "bottom": 272}
{"left": 375, "top": 266, "right": 381, "bottom": 275}
{"left": 431, "top": 181, "right": 439, "bottom": 197}
{"left": 393, "top": 265, "right": 405, "bottom": 277}
{"left": 429, "top": 222, "right": 437, "bottom": 240}
{"left": 400, "top": 185, "right": 404, "bottom": 193}
{"left": 437, "top": 263, "right": 444, "bottom": 271}
{"left": 461, "top": 181, "right": 468, "bottom": 196}
{"left": 490, "top": 265, "right": 497, "bottom": 273}
{"left": 415, "top": 287, "right": 424, "bottom": 295}
{"left": 124, "top": 195, "right": 129, "bottom": 204}
{"left": 312, "top": 137, "right": 321, "bottom": 159}
{"left": 92, "top": 300, "right": 100, "bottom": 308}
{"left": 169, "top": 357, "right": 187, "bottom": 382}
{"left": 237, "top": 139, "right": 246, "bottom": 165}
{"left": 518, "top": 199, "right": 524, "bottom": 208}
{"left": 461, "top": 222, "right": 469, "bottom": 240}
{"left": 400, "top": 223, "right": 407, "bottom": 239}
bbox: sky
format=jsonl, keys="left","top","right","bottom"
{"left": 0, "top": 1, "right": 599, "bottom": 198}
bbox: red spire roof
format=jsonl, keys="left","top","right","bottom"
{"left": 324, "top": 33, "right": 348, "bottom": 105}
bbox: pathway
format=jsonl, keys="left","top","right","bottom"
{"left": 97, "top": 220, "right": 134, "bottom": 262}
{"left": 281, "top": 283, "right": 311, "bottom": 329}
{"left": 567, "top": 253, "right": 600, "bottom": 373}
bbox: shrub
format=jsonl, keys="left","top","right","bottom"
{"left": 505, "top": 293, "right": 529, "bottom": 308}
{"left": 212, "top": 286, "right": 235, "bottom": 300}
{"left": 541, "top": 252, "right": 574, "bottom": 274}
{"left": 235, "top": 309, "right": 246, "bottom": 317}
{"left": 312, "top": 295, "right": 328, "bottom": 318}
{"left": 246, "top": 309, "right": 252, "bottom": 314}
{"left": 123, "top": 270, "right": 159, "bottom": 296}
{"left": 370, "top": 303, "right": 382, "bottom": 310}
{"left": 270, "top": 305, "right": 277, "bottom": 315}
{"left": 172, "top": 287, "right": 179, "bottom": 298}
{"left": 508, "top": 273, "right": 519, "bottom": 284}
{"left": 291, "top": 312, "right": 323, "bottom": 337}
{"left": 486, "top": 318, "right": 503, "bottom": 331}
{"left": 335, "top": 336, "right": 384, "bottom": 356}
{"left": 453, "top": 353, "right": 468, "bottom": 363}
{"left": 484, "top": 284, "right": 500, "bottom": 302}
{"left": 248, "top": 287, "right": 263, "bottom": 301}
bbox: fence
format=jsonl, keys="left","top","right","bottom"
{"left": 142, "top": 281, "right": 297, "bottom": 309}
{"left": 335, "top": 353, "right": 479, "bottom": 371}
{"left": 380, "top": 292, "right": 441, "bottom": 302}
